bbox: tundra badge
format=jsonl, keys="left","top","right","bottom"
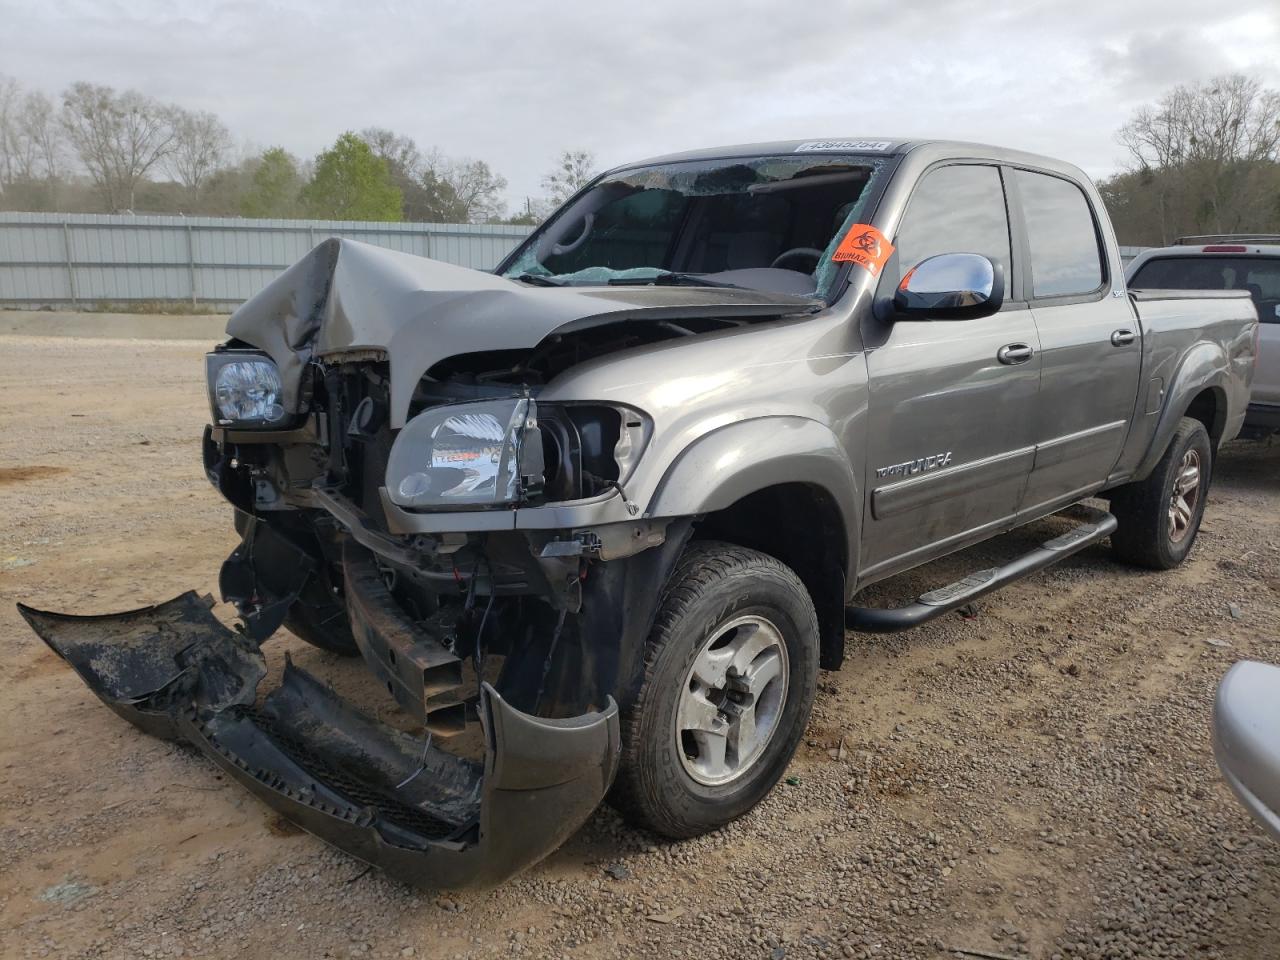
{"left": 875, "top": 452, "right": 953, "bottom": 479}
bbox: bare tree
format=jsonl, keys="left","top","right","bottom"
{"left": 0, "top": 74, "right": 21, "bottom": 191}
{"left": 168, "top": 108, "right": 231, "bottom": 197}
{"left": 60, "top": 82, "right": 177, "bottom": 211}
{"left": 360, "top": 126, "right": 421, "bottom": 178}
{"left": 541, "top": 149, "right": 597, "bottom": 206}
{"left": 0, "top": 77, "right": 64, "bottom": 208}
{"left": 357, "top": 130, "right": 511, "bottom": 222}
{"left": 434, "top": 153, "right": 507, "bottom": 222}
{"left": 18, "top": 92, "right": 62, "bottom": 180}
{"left": 1106, "top": 74, "right": 1280, "bottom": 244}
{"left": 1119, "top": 74, "right": 1280, "bottom": 169}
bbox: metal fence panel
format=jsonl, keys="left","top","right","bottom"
{"left": 0, "top": 213, "right": 533, "bottom": 310}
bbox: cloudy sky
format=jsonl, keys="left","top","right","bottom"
{"left": 3, "top": 0, "right": 1279, "bottom": 210}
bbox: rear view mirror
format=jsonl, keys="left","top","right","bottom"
{"left": 894, "top": 253, "right": 1004, "bottom": 320}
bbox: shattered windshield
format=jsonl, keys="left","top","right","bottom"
{"left": 501, "top": 154, "right": 887, "bottom": 298}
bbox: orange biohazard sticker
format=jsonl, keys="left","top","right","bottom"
{"left": 831, "top": 224, "right": 894, "bottom": 276}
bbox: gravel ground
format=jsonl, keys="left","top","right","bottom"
{"left": 1, "top": 334, "right": 1277, "bottom": 960}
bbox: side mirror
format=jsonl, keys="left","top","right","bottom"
{"left": 894, "top": 253, "right": 1004, "bottom": 320}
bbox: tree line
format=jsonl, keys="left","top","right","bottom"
{"left": 1, "top": 73, "right": 1277, "bottom": 241}
{"left": 0, "top": 77, "right": 596, "bottom": 224}
{"left": 1099, "top": 74, "right": 1279, "bottom": 245}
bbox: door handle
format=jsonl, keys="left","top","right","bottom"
{"left": 997, "top": 343, "right": 1034, "bottom": 365}
{"left": 1111, "top": 329, "right": 1136, "bottom": 347}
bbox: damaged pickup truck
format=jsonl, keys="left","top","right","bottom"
{"left": 21, "top": 139, "right": 1259, "bottom": 888}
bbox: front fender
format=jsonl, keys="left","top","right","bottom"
{"left": 647, "top": 416, "right": 861, "bottom": 578}
{"left": 1134, "top": 341, "right": 1229, "bottom": 479}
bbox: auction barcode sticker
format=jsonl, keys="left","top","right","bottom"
{"left": 794, "top": 140, "right": 892, "bottom": 152}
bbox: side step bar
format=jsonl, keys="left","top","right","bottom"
{"left": 846, "top": 506, "right": 1117, "bottom": 634}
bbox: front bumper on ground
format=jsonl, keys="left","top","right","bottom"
{"left": 1213, "top": 660, "right": 1280, "bottom": 842}
{"left": 17, "top": 593, "right": 620, "bottom": 888}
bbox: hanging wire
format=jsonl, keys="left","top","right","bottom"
{"left": 533, "top": 609, "right": 569, "bottom": 714}
{"left": 473, "top": 556, "right": 495, "bottom": 698}
{"left": 395, "top": 730, "right": 434, "bottom": 789}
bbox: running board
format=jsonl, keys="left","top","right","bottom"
{"left": 846, "top": 506, "right": 1118, "bottom": 634}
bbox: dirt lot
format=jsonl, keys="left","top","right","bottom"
{"left": 1, "top": 334, "right": 1278, "bottom": 960}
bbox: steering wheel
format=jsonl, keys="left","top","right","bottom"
{"left": 770, "top": 247, "right": 824, "bottom": 272}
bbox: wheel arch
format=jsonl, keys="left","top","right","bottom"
{"left": 1184, "top": 385, "right": 1228, "bottom": 446}
{"left": 692, "top": 483, "right": 850, "bottom": 671}
{"left": 646, "top": 416, "right": 861, "bottom": 671}
{"left": 1133, "top": 342, "right": 1230, "bottom": 479}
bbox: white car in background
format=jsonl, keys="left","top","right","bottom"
{"left": 1127, "top": 236, "right": 1280, "bottom": 438}
{"left": 1215, "top": 661, "right": 1280, "bottom": 842}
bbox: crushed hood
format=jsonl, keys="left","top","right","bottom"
{"left": 226, "top": 238, "right": 818, "bottom": 427}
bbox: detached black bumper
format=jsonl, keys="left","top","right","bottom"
{"left": 17, "top": 593, "right": 619, "bottom": 889}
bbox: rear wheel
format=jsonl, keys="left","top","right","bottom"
{"left": 1109, "top": 417, "right": 1212, "bottom": 570}
{"left": 611, "top": 541, "right": 819, "bottom": 839}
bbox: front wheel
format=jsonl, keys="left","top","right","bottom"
{"left": 611, "top": 541, "right": 819, "bottom": 839}
{"left": 1109, "top": 417, "right": 1212, "bottom": 570}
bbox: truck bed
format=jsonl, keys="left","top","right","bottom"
{"left": 1115, "top": 288, "right": 1257, "bottom": 476}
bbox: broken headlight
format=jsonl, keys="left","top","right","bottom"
{"left": 385, "top": 398, "right": 543, "bottom": 509}
{"left": 206, "top": 351, "right": 287, "bottom": 427}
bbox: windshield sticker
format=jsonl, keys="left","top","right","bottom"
{"left": 831, "top": 224, "right": 894, "bottom": 276}
{"left": 795, "top": 139, "right": 892, "bottom": 153}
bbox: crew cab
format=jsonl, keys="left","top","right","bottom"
{"left": 21, "top": 138, "right": 1258, "bottom": 888}
{"left": 1127, "top": 236, "right": 1280, "bottom": 438}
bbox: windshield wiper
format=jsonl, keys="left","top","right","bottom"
{"left": 511, "top": 273, "right": 565, "bottom": 287}
{"left": 606, "top": 272, "right": 744, "bottom": 290}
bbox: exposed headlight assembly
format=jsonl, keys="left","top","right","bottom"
{"left": 386, "top": 398, "right": 544, "bottom": 509}
{"left": 205, "top": 351, "right": 288, "bottom": 427}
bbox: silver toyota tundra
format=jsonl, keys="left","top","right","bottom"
{"left": 21, "top": 138, "right": 1259, "bottom": 887}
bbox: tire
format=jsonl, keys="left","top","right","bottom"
{"left": 611, "top": 541, "right": 819, "bottom": 839}
{"left": 282, "top": 563, "right": 360, "bottom": 656}
{"left": 1109, "top": 417, "right": 1212, "bottom": 570}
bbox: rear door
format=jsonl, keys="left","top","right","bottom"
{"left": 1012, "top": 168, "right": 1142, "bottom": 516}
{"left": 860, "top": 163, "right": 1041, "bottom": 581}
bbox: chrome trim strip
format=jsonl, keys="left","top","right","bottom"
{"left": 1031, "top": 420, "right": 1127, "bottom": 470}
{"left": 870, "top": 446, "right": 1035, "bottom": 520}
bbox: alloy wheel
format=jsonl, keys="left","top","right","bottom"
{"left": 675, "top": 614, "right": 790, "bottom": 786}
{"left": 1167, "top": 448, "right": 1202, "bottom": 544}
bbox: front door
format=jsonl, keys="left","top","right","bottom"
{"left": 860, "top": 163, "right": 1040, "bottom": 582}
{"left": 1010, "top": 168, "right": 1143, "bottom": 517}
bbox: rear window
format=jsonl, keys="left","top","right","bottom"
{"left": 1130, "top": 256, "right": 1280, "bottom": 323}
{"left": 1014, "top": 170, "right": 1104, "bottom": 298}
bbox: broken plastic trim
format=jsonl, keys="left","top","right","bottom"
{"left": 17, "top": 592, "right": 620, "bottom": 889}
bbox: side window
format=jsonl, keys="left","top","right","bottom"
{"left": 895, "top": 164, "right": 1011, "bottom": 282}
{"left": 1014, "top": 170, "right": 1104, "bottom": 298}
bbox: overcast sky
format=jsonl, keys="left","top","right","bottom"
{"left": 3, "top": 0, "right": 1279, "bottom": 211}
